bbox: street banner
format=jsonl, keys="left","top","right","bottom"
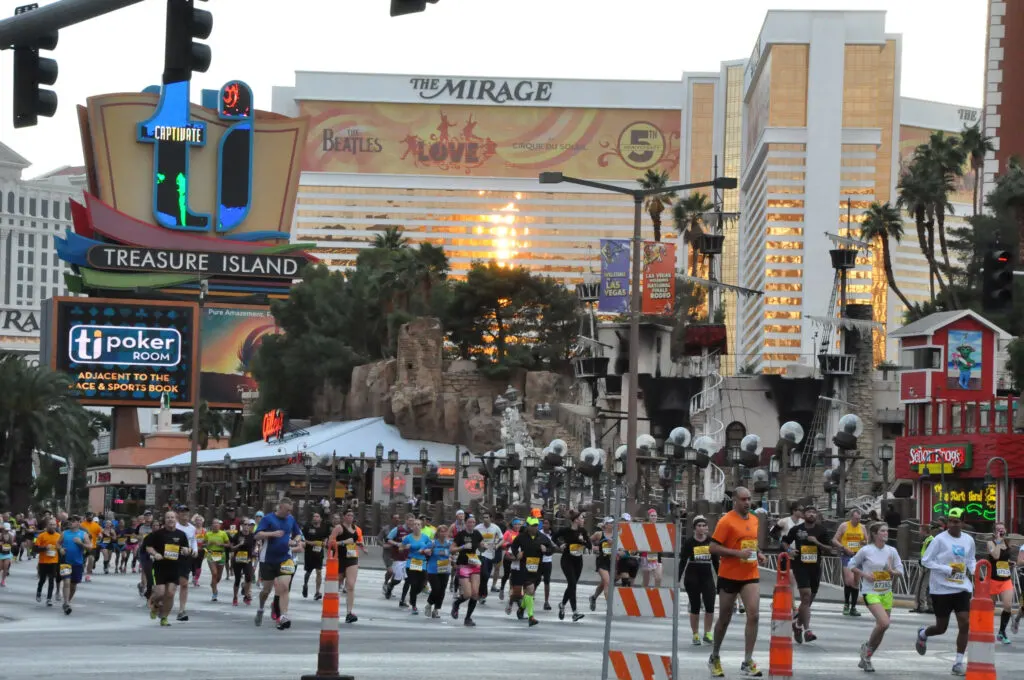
{"left": 641, "top": 241, "right": 676, "bottom": 315}
{"left": 599, "top": 239, "right": 631, "bottom": 313}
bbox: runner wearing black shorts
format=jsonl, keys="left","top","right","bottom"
{"left": 782, "top": 505, "right": 830, "bottom": 644}
{"left": 679, "top": 515, "right": 718, "bottom": 645}
{"left": 230, "top": 520, "right": 255, "bottom": 606}
{"left": 145, "top": 511, "right": 190, "bottom": 627}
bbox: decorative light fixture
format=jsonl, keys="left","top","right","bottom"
{"left": 419, "top": 446, "right": 429, "bottom": 464}
{"left": 387, "top": 448, "right": 399, "bottom": 464}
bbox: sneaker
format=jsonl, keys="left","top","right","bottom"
{"left": 849, "top": 607, "right": 862, "bottom": 617}
{"left": 517, "top": 607, "right": 525, "bottom": 620}
{"left": 708, "top": 655, "right": 725, "bottom": 678}
{"left": 233, "top": 597, "right": 239, "bottom": 606}
{"left": 504, "top": 601, "right": 512, "bottom": 615}
{"left": 424, "top": 604, "right": 433, "bottom": 618}
{"left": 804, "top": 630, "right": 817, "bottom": 643}
{"left": 46, "top": 599, "right": 52, "bottom": 607}
{"left": 452, "top": 602, "right": 461, "bottom": 619}
{"left": 271, "top": 611, "right": 280, "bottom": 622}
{"left": 150, "top": 607, "right": 158, "bottom": 620}
{"left": 63, "top": 603, "right": 72, "bottom": 615}
{"left": 793, "top": 621, "right": 804, "bottom": 644}
{"left": 498, "top": 589, "right": 505, "bottom": 601}
{"left": 740, "top": 660, "right": 763, "bottom": 677}
{"left": 137, "top": 582, "right": 144, "bottom": 596}
{"left": 951, "top": 662, "right": 966, "bottom": 676}
{"left": 1013, "top": 616, "right": 1021, "bottom": 635}
{"left": 703, "top": 632, "right": 713, "bottom": 644}
{"left": 572, "top": 612, "right": 585, "bottom": 622}
{"left": 692, "top": 634, "right": 702, "bottom": 646}
{"left": 997, "top": 632, "right": 1011, "bottom": 644}
{"left": 543, "top": 602, "right": 552, "bottom": 611}
{"left": 314, "top": 592, "right": 322, "bottom": 601}
{"left": 558, "top": 604, "right": 566, "bottom": 620}
{"left": 276, "top": 616, "right": 291, "bottom": 630}
{"left": 176, "top": 612, "right": 189, "bottom": 622}
{"left": 160, "top": 617, "right": 171, "bottom": 627}
{"left": 528, "top": 617, "right": 539, "bottom": 627}
{"left": 302, "top": 584, "right": 308, "bottom": 599}
{"left": 589, "top": 594, "right": 597, "bottom": 612}
{"left": 243, "top": 596, "right": 252, "bottom": 605}
{"left": 464, "top": 618, "right": 476, "bottom": 627}
{"left": 491, "top": 585, "right": 499, "bottom": 592}
{"left": 738, "top": 604, "right": 745, "bottom": 614}
{"left": 85, "top": 575, "right": 91, "bottom": 582}
{"left": 915, "top": 628, "right": 927, "bottom": 656}
{"left": 843, "top": 605, "right": 851, "bottom": 616}
{"left": 398, "top": 600, "right": 409, "bottom": 608}
{"left": 255, "top": 609, "right": 264, "bottom": 627}
{"left": 411, "top": 607, "right": 419, "bottom": 615}
{"left": 432, "top": 611, "right": 440, "bottom": 619}
{"left": 859, "top": 644, "right": 873, "bottom": 672}
{"left": 210, "top": 594, "right": 217, "bottom": 602}
{"left": 345, "top": 613, "right": 358, "bottom": 623}
{"left": 35, "top": 594, "right": 41, "bottom": 603}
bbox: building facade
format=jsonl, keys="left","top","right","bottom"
{"left": 981, "top": 0, "right": 1022, "bottom": 202}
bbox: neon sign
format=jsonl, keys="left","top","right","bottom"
{"left": 910, "top": 444, "right": 973, "bottom": 474}
{"left": 137, "top": 79, "right": 255, "bottom": 234}
{"left": 932, "top": 482, "right": 997, "bottom": 522}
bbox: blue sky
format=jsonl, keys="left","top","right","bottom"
{"left": 0, "top": 0, "right": 987, "bottom": 175}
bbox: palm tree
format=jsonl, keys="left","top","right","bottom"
{"left": 960, "top": 123, "right": 994, "bottom": 216}
{"left": 986, "top": 155, "right": 1024, "bottom": 263}
{"left": 638, "top": 169, "right": 676, "bottom": 242}
{"left": 860, "top": 201, "right": 914, "bottom": 311}
{"left": 373, "top": 226, "right": 409, "bottom": 250}
{"left": 179, "top": 400, "right": 228, "bottom": 449}
{"left": 914, "top": 131, "right": 965, "bottom": 273}
{"left": 672, "top": 192, "right": 714, "bottom": 276}
{"left": 897, "top": 164, "right": 950, "bottom": 302}
{"left": 0, "top": 354, "right": 95, "bottom": 513}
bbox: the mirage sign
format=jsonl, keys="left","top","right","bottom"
{"left": 49, "top": 297, "right": 197, "bottom": 407}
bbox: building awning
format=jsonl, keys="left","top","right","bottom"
{"left": 147, "top": 417, "right": 468, "bottom": 469}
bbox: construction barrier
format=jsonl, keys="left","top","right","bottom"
{"left": 300, "top": 546, "right": 354, "bottom": 680}
{"left": 769, "top": 553, "right": 793, "bottom": 679}
{"left": 966, "top": 562, "right": 996, "bottom": 680}
{"left": 603, "top": 521, "right": 680, "bottom": 680}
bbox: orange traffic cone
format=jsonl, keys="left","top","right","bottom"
{"left": 769, "top": 553, "right": 794, "bottom": 679}
{"left": 300, "top": 547, "right": 355, "bottom": 680}
{"left": 966, "top": 562, "right": 996, "bottom": 680}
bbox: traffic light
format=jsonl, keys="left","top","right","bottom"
{"left": 163, "top": 0, "right": 213, "bottom": 85}
{"left": 12, "top": 4, "right": 58, "bottom": 129}
{"left": 982, "top": 249, "right": 1014, "bottom": 311}
{"left": 390, "top": 0, "right": 438, "bottom": 16}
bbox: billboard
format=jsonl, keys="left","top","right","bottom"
{"left": 200, "top": 304, "right": 280, "bottom": 408}
{"left": 299, "top": 100, "right": 681, "bottom": 181}
{"left": 641, "top": 241, "right": 676, "bottom": 315}
{"left": 49, "top": 297, "right": 198, "bottom": 407}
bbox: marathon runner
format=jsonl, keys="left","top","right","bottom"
{"left": 0, "top": 521, "right": 14, "bottom": 586}
{"left": 833, "top": 508, "right": 866, "bottom": 617}
{"left": 679, "top": 514, "right": 717, "bottom": 645}
{"left": 385, "top": 514, "right": 414, "bottom": 605}
{"left": 136, "top": 511, "right": 155, "bottom": 598}
{"left": 510, "top": 515, "right": 558, "bottom": 626}
{"left": 191, "top": 515, "right": 207, "bottom": 587}
{"left": 640, "top": 508, "right": 664, "bottom": 587}
{"left": 98, "top": 520, "right": 116, "bottom": 574}
{"left": 850, "top": 521, "right": 904, "bottom": 672}
{"left": 986, "top": 522, "right": 1015, "bottom": 644}
{"left": 146, "top": 510, "right": 191, "bottom": 626}
{"left": 174, "top": 507, "right": 198, "bottom": 621}
{"left": 553, "top": 509, "right": 588, "bottom": 621}
{"left": 254, "top": 497, "right": 304, "bottom": 630}
{"left": 497, "top": 517, "right": 521, "bottom": 600}
{"left": 589, "top": 517, "right": 614, "bottom": 611}
{"left": 708, "top": 486, "right": 765, "bottom": 678}
{"left": 452, "top": 514, "right": 484, "bottom": 626}
{"left": 57, "top": 515, "right": 92, "bottom": 615}
{"left": 330, "top": 508, "right": 361, "bottom": 623}
{"left": 379, "top": 513, "right": 400, "bottom": 596}
{"left": 539, "top": 517, "right": 555, "bottom": 610}
{"left": 302, "top": 512, "right": 330, "bottom": 601}
{"left": 205, "top": 518, "right": 231, "bottom": 602}
{"left": 33, "top": 518, "right": 60, "bottom": 604}
{"left": 230, "top": 518, "right": 256, "bottom": 606}
{"left": 80, "top": 512, "right": 102, "bottom": 582}
{"left": 916, "top": 507, "right": 976, "bottom": 676}
{"left": 401, "top": 518, "right": 433, "bottom": 615}
{"left": 476, "top": 511, "right": 503, "bottom": 605}
{"left": 782, "top": 504, "right": 830, "bottom": 643}
{"left": 424, "top": 523, "right": 452, "bottom": 618}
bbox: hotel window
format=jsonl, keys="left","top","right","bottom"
{"left": 41, "top": 201, "right": 48, "bottom": 218}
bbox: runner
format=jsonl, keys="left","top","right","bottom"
{"left": 589, "top": 517, "right": 614, "bottom": 611}
{"left": 986, "top": 522, "right": 1014, "bottom": 644}
{"left": 330, "top": 508, "right": 361, "bottom": 623}
{"left": 679, "top": 514, "right": 718, "bottom": 645}
{"left": 424, "top": 523, "right": 452, "bottom": 619}
{"left": 385, "top": 514, "right": 414, "bottom": 604}
{"left": 850, "top": 521, "right": 904, "bottom": 672}
{"left": 641, "top": 508, "right": 664, "bottom": 587}
{"left": 510, "top": 515, "right": 559, "bottom": 626}
{"left": 302, "top": 512, "right": 330, "bottom": 601}
{"left": 191, "top": 515, "right": 208, "bottom": 587}
{"left": 57, "top": 515, "right": 92, "bottom": 615}
{"left": 115, "top": 520, "right": 131, "bottom": 573}
{"left": 136, "top": 512, "right": 155, "bottom": 599}
{"left": 33, "top": 518, "right": 61, "bottom": 605}
{"left": 476, "top": 510, "right": 503, "bottom": 606}
{"left": 175, "top": 507, "right": 198, "bottom": 622}
{"left": 916, "top": 507, "right": 976, "bottom": 676}
{"left": 448, "top": 508, "right": 469, "bottom": 596}
{"left": 378, "top": 513, "right": 400, "bottom": 596}
{"left": 914, "top": 518, "right": 945, "bottom": 614}
{"left": 204, "top": 518, "right": 231, "bottom": 602}
{"left": 230, "top": 518, "right": 256, "bottom": 606}
{"left": 618, "top": 512, "right": 639, "bottom": 587}
{"left": 254, "top": 497, "right": 304, "bottom": 630}
{"left": 80, "top": 512, "right": 102, "bottom": 582}
{"left": 832, "top": 508, "right": 866, "bottom": 617}
{"left": 497, "top": 517, "right": 521, "bottom": 600}
{"left": 539, "top": 517, "right": 555, "bottom": 610}
{"left": 98, "top": 519, "right": 116, "bottom": 575}
{"left": 401, "top": 518, "right": 433, "bottom": 615}
{"left": 708, "top": 486, "right": 765, "bottom": 678}
{"left": 146, "top": 510, "right": 191, "bottom": 626}
{"left": 553, "top": 509, "right": 588, "bottom": 621}
{"left": 451, "top": 514, "right": 484, "bottom": 626}
{"left": 782, "top": 504, "right": 830, "bottom": 643}
{"left": 0, "top": 521, "right": 14, "bottom": 586}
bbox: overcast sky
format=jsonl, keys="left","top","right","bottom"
{"left": 1, "top": 0, "right": 987, "bottom": 176}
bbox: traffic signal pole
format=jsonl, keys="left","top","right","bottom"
{"left": 0, "top": 0, "right": 145, "bottom": 49}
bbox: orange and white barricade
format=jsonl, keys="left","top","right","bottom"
{"left": 604, "top": 521, "right": 679, "bottom": 680}
{"left": 769, "top": 553, "right": 794, "bottom": 679}
{"left": 300, "top": 547, "right": 354, "bottom": 680}
{"left": 966, "top": 563, "right": 996, "bottom": 680}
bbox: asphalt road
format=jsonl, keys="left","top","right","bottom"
{"left": 0, "top": 558, "right": 1021, "bottom": 680}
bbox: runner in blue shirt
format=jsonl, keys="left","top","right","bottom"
{"left": 424, "top": 524, "right": 453, "bottom": 619}
{"left": 58, "top": 516, "right": 92, "bottom": 615}
{"left": 400, "top": 519, "right": 434, "bottom": 614}
{"left": 254, "top": 498, "right": 304, "bottom": 630}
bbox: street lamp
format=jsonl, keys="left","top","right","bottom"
{"left": 186, "top": 277, "right": 209, "bottom": 508}
{"left": 878, "top": 443, "right": 893, "bottom": 516}
{"left": 302, "top": 450, "right": 316, "bottom": 517}
{"left": 524, "top": 452, "right": 539, "bottom": 506}
{"left": 830, "top": 413, "right": 864, "bottom": 517}
{"left": 375, "top": 443, "right": 384, "bottom": 468}
{"left": 460, "top": 447, "right": 471, "bottom": 480}
{"left": 419, "top": 446, "right": 429, "bottom": 503}
{"left": 387, "top": 448, "right": 399, "bottom": 505}
{"left": 776, "top": 421, "right": 805, "bottom": 506}
{"left": 984, "top": 456, "right": 1010, "bottom": 526}
{"left": 540, "top": 171, "right": 738, "bottom": 514}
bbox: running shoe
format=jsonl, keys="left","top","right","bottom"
{"left": 176, "top": 612, "right": 189, "bottom": 622}
{"left": 46, "top": 599, "right": 52, "bottom": 607}
{"left": 517, "top": 607, "right": 525, "bottom": 620}
{"left": 411, "top": 607, "right": 419, "bottom": 615}
{"left": 708, "top": 655, "right": 724, "bottom": 678}
{"left": 804, "top": 630, "right": 817, "bottom": 643}
{"left": 452, "top": 601, "right": 461, "bottom": 619}
{"left": 849, "top": 607, "right": 862, "bottom": 617}
{"left": 793, "top": 622, "right": 804, "bottom": 644}
{"left": 150, "top": 607, "right": 158, "bottom": 620}
{"left": 491, "top": 585, "right": 499, "bottom": 592}
{"left": 211, "top": 594, "right": 217, "bottom": 602}
{"left": 62, "top": 603, "right": 72, "bottom": 616}
{"left": 35, "top": 594, "right": 41, "bottom": 603}
{"left": 271, "top": 611, "right": 280, "bottom": 622}
{"left": 951, "top": 662, "right": 966, "bottom": 676}
{"left": 589, "top": 594, "right": 597, "bottom": 612}
{"left": 543, "top": 602, "right": 552, "bottom": 611}
{"left": 915, "top": 628, "right": 927, "bottom": 656}
{"left": 740, "top": 660, "right": 763, "bottom": 677}
{"left": 858, "top": 643, "right": 873, "bottom": 672}
{"left": 276, "top": 616, "right": 291, "bottom": 630}
{"left": 345, "top": 613, "right": 358, "bottom": 623}
{"left": 1013, "top": 616, "right": 1021, "bottom": 635}
{"left": 703, "top": 632, "right": 713, "bottom": 644}
{"left": 160, "top": 617, "right": 171, "bottom": 627}
{"left": 432, "top": 611, "right": 440, "bottom": 619}
{"left": 997, "top": 632, "right": 1010, "bottom": 644}
{"left": 558, "top": 604, "right": 566, "bottom": 620}
{"left": 464, "top": 618, "right": 476, "bottom": 627}
{"left": 498, "top": 589, "right": 505, "bottom": 601}
{"left": 243, "top": 595, "right": 252, "bottom": 605}
{"left": 505, "top": 601, "right": 512, "bottom": 615}
{"left": 424, "top": 604, "right": 433, "bottom": 618}
{"left": 528, "top": 617, "right": 539, "bottom": 627}
{"left": 692, "top": 634, "right": 701, "bottom": 646}
{"left": 137, "top": 582, "right": 144, "bottom": 596}
{"left": 572, "top": 612, "right": 585, "bottom": 622}
{"left": 314, "top": 592, "right": 322, "bottom": 601}
{"left": 302, "top": 584, "right": 308, "bottom": 598}
{"left": 843, "top": 604, "right": 850, "bottom": 616}
{"left": 255, "top": 609, "right": 264, "bottom": 627}
{"left": 398, "top": 600, "right": 409, "bottom": 608}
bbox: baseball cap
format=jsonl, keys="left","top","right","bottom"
{"left": 255, "top": 511, "right": 264, "bottom": 517}
{"left": 143, "top": 509, "right": 153, "bottom": 515}
{"left": 246, "top": 519, "right": 257, "bottom": 526}
{"left": 455, "top": 509, "right": 466, "bottom": 516}
{"left": 621, "top": 512, "right": 632, "bottom": 522}
{"left": 526, "top": 517, "right": 539, "bottom": 526}
{"left": 692, "top": 515, "right": 707, "bottom": 526}
{"left": 946, "top": 508, "right": 964, "bottom": 519}
{"left": 511, "top": 518, "right": 523, "bottom": 526}
{"left": 602, "top": 516, "right": 615, "bottom": 525}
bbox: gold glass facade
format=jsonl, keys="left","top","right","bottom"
{"left": 294, "top": 186, "right": 634, "bottom": 282}
{"left": 689, "top": 83, "right": 716, "bottom": 185}
{"left": 720, "top": 65, "right": 744, "bottom": 373}
{"left": 768, "top": 45, "right": 809, "bottom": 128}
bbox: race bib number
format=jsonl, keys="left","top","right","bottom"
{"left": 59, "top": 563, "right": 71, "bottom": 577}
{"left": 235, "top": 551, "right": 249, "bottom": 564}
{"left": 569, "top": 543, "right": 584, "bottom": 557}
{"left": 740, "top": 539, "right": 758, "bottom": 563}
{"left": 996, "top": 561, "right": 1011, "bottom": 579}
{"left": 467, "top": 552, "right": 481, "bottom": 566}
{"left": 128, "top": 537, "right": 138, "bottom": 545}
{"left": 800, "top": 545, "right": 818, "bottom": 564}
{"left": 1, "top": 543, "right": 10, "bottom": 553}
{"left": 602, "top": 545, "right": 612, "bottom": 556}
{"left": 312, "top": 541, "right": 323, "bottom": 554}
{"left": 163, "top": 544, "right": 180, "bottom": 561}
{"left": 409, "top": 558, "right": 424, "bottom": 572}
{"left": 948, "top": 563, "right": 965, "bottom": 583}
{"left": 45, "top": 546, "right": 57, "bottom": 557}
{"left": 346, "top": 544, "right": 358, "bottom": 558}
{"left": 209, "top": 551, "right": 225, "bottom": 564}
{"left": 280, "top": 559, "right": 296, "bottom": 575}
{"left": 228, "top": 530, "right": 238, "bottom": 538}
{"left": 846, "top": 540, "right": 862, "bottom": 552}
{"left": 117, "top": 538, "right": 127, "bottom": 546}
{"left": 526, "top": 556, "right": 541, "bottom": 573}
{"left": 872, "top": 571, "right": 891, "bottom": 592}
{"left": 693, "top": 545, "right": 711, "bottom": 561}
{"left": 436, "top": 559, "right": 450, "bottom": 574}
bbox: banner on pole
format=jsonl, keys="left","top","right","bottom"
{"left": 641, "top": 241, "right": 676, "bottom": 315}
{"left": 598, "top": 239, "right": 631, "bottom": 313}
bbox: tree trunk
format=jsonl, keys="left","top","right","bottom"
{"left": 651, "top": 211, "right": 662, "bottom": 242}
{"left": 882, "top": 239, "right": 914, "bottom": 311}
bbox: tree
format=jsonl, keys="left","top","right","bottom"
{"left": 959, "top": 123, "right": 994, "bottom": 217}
{"left": 672, "top": 192, "right": 714, "bottom": 276}
{"left": 638, "top": 169, "right": 676, "bottom": 242}
{"left": 179, "top": 401, "right": 228, "bottom": 449}
{"left": 373, "top": 226, "right": 409, "bottom": 250}
{"left": 0, "top": 354, "right": 96, "bottom": 513}
{"left": 860, "top": 201, "right": 915, "bottom": 311}
{"left": 913, "top": 131, "right": 964, "bottom": 276}
{"left": 897, "top": 162, "right": 950, "bottom": 301}
{"left": 986, "top": 156, "right": 1024, "bottom": 265}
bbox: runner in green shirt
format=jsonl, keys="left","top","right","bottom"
{"left": 204, "top": 519, "right": 231, "bottom": 602}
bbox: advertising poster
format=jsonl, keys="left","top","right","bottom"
{"left": 299, "top": 101, "right": 681, "bottom": 181}
{"left": 598, "top": 239, "right": 631, "bottom": 313}
{"left": 641, "top": 241, "right": 676, "bottom": 315}
{"left": 946, "top": 329, "right": 982, "bottom": 390}
{"left": 200, "top": 304, "right": 281, "bottom": 408}
{"left": 50, "top": 297, "right": 197, "bottom": 407}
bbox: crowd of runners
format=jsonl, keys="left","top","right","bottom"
{"left": 2, "top": 485, "right": 1022, "bottom": 678}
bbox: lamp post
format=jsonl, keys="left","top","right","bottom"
{"left": 777, "top": 421, "right": 805, "bottom": 508}
{"left": 563, "top": 454, "right": 576, "bottom": 509}
{"left": 387, "top": 448, "right": 399, "bottom": 506}
{"left": 878, "top": 443, "right": 893, "bottom": 517}
{"left": 524, "top": 452, "right": 539, "bottom": 507}
{"left": 302, "top": 450, "right": 316, "bottom": 519}
{"left": 186, "top": 277, "right": 209, "bottom": 508}
{"left": 539, "top": 171, "right": 738, "bottom": 514}
{"left": 984, "top": 456, "right": 1010, "bottom": 526}
{"left": 829, "top": 414, "right": 864, "bottom": 517}
{"left": 419, "top": 446, "right": 430, "bottom": 504}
